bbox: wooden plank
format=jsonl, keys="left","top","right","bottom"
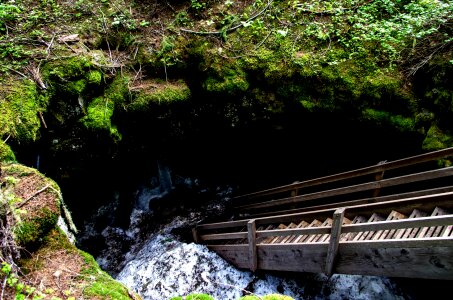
{"left": 279, "top": 223, "right": 298, "bottom": 243}
{"left": 234, "top": 147, "right": 453, "bottom": 201}
{"left": 256, "top": 224, "right": 274, "bottom": 244}
{"left": 293, "top": 220, "right": 322, "bottom": 243}
{"left": 247, "top": 220, "right": 257, "bottom": 271}
{"left": 325, "top": 208, "right": 345, "bottom": 276}
{"left": 286, "top": 220, "right": 309, "bottom": 243}
{"left": 237, "top": 167, "right": 453, "bottom": 211}
{"left": 241, "top": 191, "right": 453, "bottom": 228}
{"left": 257, "top": 225, "right": 331, "bottom": 239}
{"left": 336, "top": 241, "right": 453, "bottom": 279}
{"left": 395, "top": 209, "right": 427, "bottom": 239}
{"left": 200, "top": 232, "right": 248, "bottom": 241}
{"left": 257, "top": 243, "right": 328, "bottom": 273}
{"left": 341, "top": 215, "right": 367, "bottom": 241}
{"left": 419, "top": 207, "right": 450, "bottom": 238}
{"left": 267, "top": 224, "right": 287, "bottom": 244}
{"left": 192, "top": 228, "right": 199, "bottom": 243}
{"left": 342, "top": 215, "right": 453, "bottom": 234}
{"left": 373, "top": 210, "right": 406, "bottom": 240}
{"left": 243, "top": 186, "right": 453, "bottom": 219}
{"left": 353, "top": 213, "right": 384, "bottom": 241}
{"left": 197, "top": 219, "right": 248, "bottom": 230}
{"left": 308, "top": 218, "right": 332, "bottom": 243}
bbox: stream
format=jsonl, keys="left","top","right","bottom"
{"left": 76, "top": 163, "right": 414, "bottom": 300}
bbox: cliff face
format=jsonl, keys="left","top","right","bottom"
{"left": 0, "top": 1, "right": 452, "bottom": 298}
{"left": 0, "top": 163, "right": 139, "bottom": 299}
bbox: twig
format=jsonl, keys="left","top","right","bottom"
{"left": 3, "top": 135, "right": 11, "bottom": 143}
{"left": 181, "top": 0, "right": 273, "bottom": 35}
{"left": 17, "top": 184, "right": 50, "bottom": 208}
{"left": 46, "top": 33, "right": 56, "bottom": 59}
{"left": 1, "top": 275, "right": 7, "bottom": 300}
{"left": 4, "top": 66, "right": 28, "bottom": 79}
{"left": 38, "top": 112, "right": 47, "bottom": 129}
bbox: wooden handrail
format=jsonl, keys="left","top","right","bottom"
{"left": 199, "top": 214, "right": 453, "bottom": 241}
{"left": 236, "top": 166, "right": 453, "bottom": 210}
{"left": 234, "top": 147, "right": 453, "bottom": 201}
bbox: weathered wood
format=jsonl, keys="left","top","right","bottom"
{"left": 192, "top": 228, "right": 199, "bottom": 243}
{"left": 237, "top": 167, "right": 453, "bottom": 211}
{"left": 200, "top": 232, "right": 248, "bottom": 241}
{"left": 243, "top": 186, "right": 453, "bottom": 219}
{"left": 257, "top": 243, "right": 328, "bottom": 273}
{"left": 292, "top": 219, "right": 322, "bottom": 243}
{"left": 197, "top": 219, "right": 248, "bottom": 230}
{"left": 325, "top": 208, "right": 345, "bottom": 276}
{"left": 353, "top": 213, "right": 384, "bottom": 241}
{"left": 342, "top": 215, "right": 453, "bottom": 234}
{"left": 247, "top": 219, "right": 257, "bottom": 271}
{"left": 341, "top": 215, "right": 367, "bottom": 241}
{"left": 234, "top": 147, "right": 453, "bottom": 201}
{"left": 373, "top": 210, "right": 406, "bottom": 240}
{"left": 336, "top": 240, "right": 453, "bottom": 279}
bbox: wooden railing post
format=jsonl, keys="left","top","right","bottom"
{"left": 248, "top": 219, "right": 257, "bottom": 272}
{"left": 325, "top": 207, "right": 345, "bottom": 276}
{"left": 192, "top": 227, "right": 200, "bottom": 243}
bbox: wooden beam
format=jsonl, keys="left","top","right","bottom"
{"left": 341, "top": 215, "right": 453, "bottom": 234}
{"left": 256, "top": 226, "right": 331, "bottom": 238}
{"left": 234, "top": 147, "right": 453, "bottom": 201}
{"left": 248, "top": 219, "right": 257, "bottom": 272}
{"left": 325, "top": 208, "right": 345, "bottom": 276}
{"left": 200, "top": 232, "right": 247, "bottom": 241}
{"left": 192, "top": 228, "right": 199, "bottom": 243}
{"left": 241, "top": 186, "right": 453, "bottom": 219}
{"left": 237, "top": 167, "right": 453, "bottom": 210}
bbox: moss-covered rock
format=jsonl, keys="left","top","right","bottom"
{"left": 128, "top": 80, "right": 191, "bottom": 112}
{"left": 0, "top": 79, "right": 48, "bottom": 142}
{"left": 0, "top": 140, "right": 16, "bottom": 162}
{"left": 1, "top": 163, "right": 139, "bottom": 299}
{"left": 1, "top": 163, "right": 61, "bottom": 247}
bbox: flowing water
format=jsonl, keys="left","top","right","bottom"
{"left": 80, "top": 163, "right": 408, "bottom": 300}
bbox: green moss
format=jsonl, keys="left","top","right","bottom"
{"left": 42, "top": 56, "right": 92, "bottom": 81}
{"left": 0, "top": 79, "right": 48, "bottom": 142}
{"left": 14, "top": 207, "right": 59, "bottom": 246}
{"left": 79, "top": 251, "right": 134, "bottom": 300}
{"left": 1, "top": 164, "right": 61, "bottom": 247}
{"left": 0, "top": 140, "right": 16, "bottom": 162}
{"left": 362, "top": 108, "right": 415, "bottom": 132}
{"left": 67, "top": 78, "right": 87, "bottom": 95}
{"left": 204, "top": 66, "right": 249, "bottom": 94}
{"left": 80, "top": 76, "right": 129, "bottom": 141}
{"left": 129, "top": 81, "right": 191, "bottom": 111}
{"left": 422, "top": 124, "right": 453, "bottom": 151}
{"left": 86, "top": 70, "right": 103, "bottom": 85}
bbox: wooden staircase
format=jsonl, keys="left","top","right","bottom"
{"left": 192, "top": 148, "right": 453, "bottom": 279}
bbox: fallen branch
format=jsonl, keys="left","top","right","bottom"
{"left": 17, "top": 184, "right": 50, "bottom": 208}
{"left": 38, "top": 111, "right": 47, "bottom": 129}
{"left": 180, "top": 0, "right": 273, "bottom": 36}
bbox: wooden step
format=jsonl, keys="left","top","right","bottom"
{"left": 293, "top": 219, "right": 322, "bottom": 243}
{"left": 306, "top": 218, "right": 332, "bottom": 243}
{"left": 273, "top": 223, "right": 298, "bottom": 244}
{"left": 267, "top": 224, "right": 288, "bottom": 244}
{"left": 353, "top": 213, "right": 385, "bottom": 241}
{"left": 373, "top": 210, "right": 407, "bottom": 240}
{"left": 418, "top": 207, "right": 450, "bottom": 238}
{"left": 396, "top": 209, "right": 428, "bottom": 239}
{"left": 256, "top": 224, "right": 275, "bottom": 244}
{"left": 341, "top": 215, "right": 367, "bottom": 241}
{"left": 280, "top": 222, "right": 300, "bottom": 243}
{"left": 286, "top": 220, "right": 309, "bottom": 243}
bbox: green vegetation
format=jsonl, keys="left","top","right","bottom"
{"left": 0, "top": 163, "right": 138, "bottom": 299}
